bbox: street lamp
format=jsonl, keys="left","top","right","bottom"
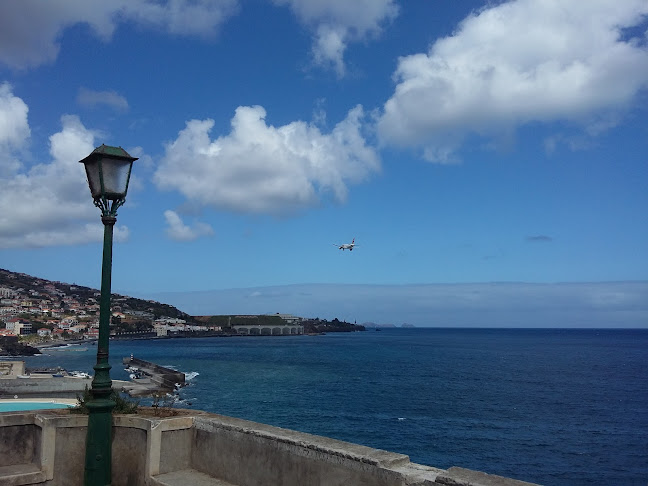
{"left": 80, "top": 144, "right": 137, "bottom": 486}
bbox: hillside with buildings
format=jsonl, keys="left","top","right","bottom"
{"left": 0, "top": 268, "right": 206, "bottom": 342}
{"left": 0, "top": 269, "right": 363, "bottom": 345}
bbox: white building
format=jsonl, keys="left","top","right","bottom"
{"left": 0, "top": 287, "right": 17, "bottom": 298}
{"left": 60, "top": 317, "right": 78, "bottom": 327}
{"left": 5, "top": 319, "right": 32, "bottom": 335}
{"left": 153, "top": 324, "right": 169, "bottom": 337}
{"left": 154, "top": 317, "right": 186, "bottom": 325}
{"left": 0, "top": 307, "right": 19, "bottom": 317}
{"left": 265, "top": 313, "right": 303, "bottom": 324}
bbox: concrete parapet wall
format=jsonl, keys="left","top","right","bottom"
{"left": 0, "top": 377, "right": 92, "bottom": 398}
{"left": 191, "top": 414, "right": 422, "bottom": 486}
{"left": 0, "top": 421, "right": 40, "bottom": 468}
{"left": 0, "top": 410, "right": 539, "bottom": 486}
{"left": 159, "top": 428, "right": 192, "bottom": 475}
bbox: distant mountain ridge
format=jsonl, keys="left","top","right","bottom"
{"left": 362, "top": 322, "right": 416, "bottom": 328}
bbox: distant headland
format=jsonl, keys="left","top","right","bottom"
{"left": 363, "top": 322, "right": 416, "bottom": 329}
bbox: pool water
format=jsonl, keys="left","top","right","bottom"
{"left": 0, "top": 402, "right": 73, "bottom": 412}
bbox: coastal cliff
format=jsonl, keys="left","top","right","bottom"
{"left": 301, "top": 317, "right": 365, "bottom": 333}
{"left": 0, "top": 336, "right": 41, "bottom": 356}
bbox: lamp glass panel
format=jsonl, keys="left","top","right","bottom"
{"left": 99, "top": 158, "right": 132, "bottom": 199}
{"left": 84, "top": 159, "right": 102, "bottom": 198}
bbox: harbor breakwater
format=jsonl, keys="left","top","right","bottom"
{"left": 121, "top": 356, "right": 186, "bottom": 396}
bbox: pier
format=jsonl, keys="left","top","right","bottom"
{"left": 121, "top": 356, "right": 185, "bottom": 396}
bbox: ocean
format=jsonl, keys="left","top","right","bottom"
{"left": 12, "top": 328, "right": 648, "bottom": 485}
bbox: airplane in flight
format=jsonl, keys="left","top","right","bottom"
{"left": 336, "top": 238, "right": 357, "bottom": 251}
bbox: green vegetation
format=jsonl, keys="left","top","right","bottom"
{"left": 302, "top": 318, "right": 365, "bottom": 333}
{"left": 196, "top": 315, "right": 365, "bottom": 333}
{"left": 111, "top": 316, "right": 154, "bottom": 333}
{"left": 73, "top": 385, "right": 139, "bottom": 415}
{"left": 151, "top": 392, "right": 180, "bottom": 417}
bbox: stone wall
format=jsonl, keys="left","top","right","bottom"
{"left": 0, "top": 409, "right": 539, "bottom": 486}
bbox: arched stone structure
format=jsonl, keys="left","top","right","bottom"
{"left": 233, "top": 324, "right": 304, "bottom": 336}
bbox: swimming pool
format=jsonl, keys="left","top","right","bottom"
{"left": 0, "top": 401, "right": 74, "bottom": 412}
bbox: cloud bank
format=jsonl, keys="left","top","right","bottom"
{"left": 154, "top": 105, "right": 379, "bottom": 214}
{"left": 0, "top": 0, "right": 239, "bottom": 69}
{"left": 144, "top": 281, "right": 648, "bottom": 328}
{"left": 378, "top": 0, "right": 648, "bottom": 161}
{"left": 0, "top": 0, "right": 396, "bottom": 74}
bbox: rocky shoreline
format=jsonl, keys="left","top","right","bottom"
{"left": 0, "top": 336, "right": 41, "bottom": 356}
{"left": 34, "top": 339, "right": 91, "bottom": 350}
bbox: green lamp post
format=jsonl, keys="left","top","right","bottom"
{"left": 80, "top": 145, "right": 137, "bottom": 486}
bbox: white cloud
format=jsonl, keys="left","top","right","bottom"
{"left": 0, "top": 105, "right": 130, "bottom": 249}
{"left": 154, "top": 105, "right": 379, "bottom": 214}
{"left": 378, "top": 0, "right": 648, "bottom": 161}
{"left": 272, "top": 0, "right": 399, "bottom": 76}
{"left": 0, "top": 83, "right": 30, "bottom": 176}
{"left": 0, "top": 0, "right": 239, "bottom": 69}
{"left": 0, "top": 83, "right": 30, "bottom": 148}
{"left": 164, "top": 210, "right": 214, "bottom": 241}
{"left": 312, "top": 25, "right": 347, "bottom": 76}
{"left": 77, "top": 88, "right": 129, "bottom": 112}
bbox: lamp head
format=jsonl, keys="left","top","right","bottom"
{"left": 80, "top": 145, "right": 138, "bottom": 217}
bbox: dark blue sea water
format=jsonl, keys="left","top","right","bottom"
{"left": 13, "top": 328, "right": 648, "bottom": 486}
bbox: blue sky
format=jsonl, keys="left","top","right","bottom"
{"left": 1, "top": 1, "right": 647, "bottom": 325}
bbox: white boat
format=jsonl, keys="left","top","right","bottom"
{"left": 70, "top": 371, "right": 90, "bottom": 378}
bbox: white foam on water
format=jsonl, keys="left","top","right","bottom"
{"left": 184, "top": 371, "right": 199, "bottom": 381}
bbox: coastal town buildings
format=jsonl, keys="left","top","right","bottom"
{"left": 0, "top": 269, "right": 311, "bottom": 342}
{"left": 37, "top": 328, "right": 52, "bottom": 337}
{"left": 5, "top": 318, "right": 32, "bottom": 335}
{"left": 0, "top": 287, "right": 17, "bottom": 298}
{"left": 0, "top": 270, "right": 177, "bottom": 341}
